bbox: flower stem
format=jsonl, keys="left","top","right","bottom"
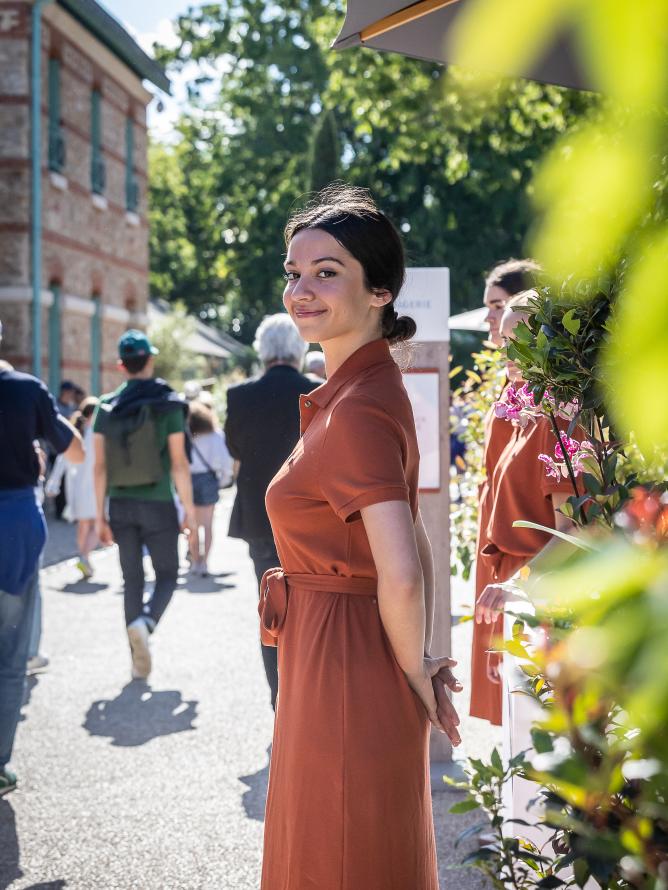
{"left": 547, "top": 407, "right": 586, "bottom": 524}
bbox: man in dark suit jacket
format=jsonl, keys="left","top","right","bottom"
{"left": 225, "top": 314, "right": 320, "bottom": 709}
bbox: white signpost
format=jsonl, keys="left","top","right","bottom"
{"left": 398, "top": 267, "right": 455, "bottom": 773}
{"left": 396, "top": 267, "right": 451, "bottom": 342}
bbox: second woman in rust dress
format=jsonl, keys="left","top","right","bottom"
{"left": 472, "top": 298, "right": 575, "bottom": 721}
{"left": 258, "top": 185, "right": 461, "bottom": 890}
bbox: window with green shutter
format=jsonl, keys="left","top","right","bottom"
{"left": 90, "top": 89, "right": 106, "bottom": 194}
{"left": 48, "top": 58, "right": 66, "bottom": 173}
{"left": 125, "top": 116, "right": 139, "bottom": 212}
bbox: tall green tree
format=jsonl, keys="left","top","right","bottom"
{"left": 150, "top": 2, "right": 594, "bottom": 341}
{"left": 309, "top": 109, "right": 340, "bottom": 192}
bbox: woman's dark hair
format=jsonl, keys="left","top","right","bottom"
{"left": 188, "top": 400, "right": 216, "bottom": 436}
{"left": 284, "top": 183, "right": 416, "bottom": 344}
{"left": 485, "top": 258, "right": 541, "bottom": 296}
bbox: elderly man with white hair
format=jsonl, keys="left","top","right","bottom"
{"left": 225, "top": 313, "right": 318, "bottom": 710}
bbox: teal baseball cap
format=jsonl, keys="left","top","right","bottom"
{"left": 118, "top": 329, "right": 159, "bottom": 359}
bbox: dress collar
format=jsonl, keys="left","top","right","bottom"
{"left": 308, "top": 339, "right": 394, "bottom": 410}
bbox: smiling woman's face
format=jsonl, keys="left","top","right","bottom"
{"left": 283, "top": 228, "right": 390, "bottom": 345}
{"left": 500, "top": 308, "right": 529, "bottom": 383}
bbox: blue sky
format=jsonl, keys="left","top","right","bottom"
{"left": 102, "top": 0, "right": 191, "bottom": 36}
{"left": 102, "top": 1, "right": 204, "bottom": 139}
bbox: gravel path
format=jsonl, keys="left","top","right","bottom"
{"left": 1, "top": 491, "right": 496, "bottom": 889}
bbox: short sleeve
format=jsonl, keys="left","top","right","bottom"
{"left": 165, "top": 407, "right": 185, "bottom": 435}
{"left": 34, "top": 383, "right": 73, "bottom": 455}
{"left": 92, "top": 400, "right": 107, "bottom": 434}
{"left": 319, "top": 396, "right": 409, "bottom": 522}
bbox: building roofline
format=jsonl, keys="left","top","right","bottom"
{"left": 57, "top": 0, "right": 171, "bottom": 93}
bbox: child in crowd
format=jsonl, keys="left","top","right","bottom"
{"left": 46, "top": 397, "right": 99, "bottom": 579}
{"left": 188, "top": 400, "right": 233, "bottom": 577}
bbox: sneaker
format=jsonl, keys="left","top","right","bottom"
{"left": 127, "top": 617, "right": 152, "bottom": 680}
{"left": 0, "top": 768, "right": 17, "bottom": 797}
{"left": 26, "top": 654, "right": 50, "bottom": 676}
{"left": 76, "top": 558, "right": 93, "bottom": 580}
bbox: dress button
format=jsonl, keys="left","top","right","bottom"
{"left": 304, "top": 399, "right": 312, "bottom": 408}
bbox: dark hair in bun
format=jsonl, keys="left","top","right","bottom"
{"left": 285, "top": 183, "right": 416, "bottom": 345}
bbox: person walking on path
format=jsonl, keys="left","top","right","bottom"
{"left": 470, "top": 258, "right": 540, "bottom": 725}
{"left": 187, "top": 400, "right": 233, "bottom": 577}
{"left": 225, "top": 313, "right": 318, "bottom": 710}
{"left": 93, "top": 330, "right": 194, "bottom": 681}
{"left": 46, "top": 397, "right": 99, "bottom": 579}
{"left": 259, "top": 185, "right": 462, "bottom": 890}
{"left": 0, "top": 321, "right": 84, "bottom": 795}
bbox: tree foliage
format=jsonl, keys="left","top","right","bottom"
{"left": 309, "top": 109, "right": 340, "bottom": 193}
{"left": 149, "top": 1, "right": 594, "bottom": 341}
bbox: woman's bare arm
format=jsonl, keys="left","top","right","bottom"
{"left": 415, "top": 509, "right": 435, "bottom": 653}
{"left": 361, "top": 500, "right": 461, "bottom": 744}
{"left": 361, "top": 500, "right": 424, "bottom": 677}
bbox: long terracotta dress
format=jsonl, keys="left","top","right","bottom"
{"left": 470, "top": 406, "right": 514, "bottom": 724}
{"left": 470, "top": 412, "right": 575, "bottom": 724}
{"left": 260, "top": 338, "right": 438, "bottom": 890}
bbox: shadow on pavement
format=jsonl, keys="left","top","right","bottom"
{"left": 0, "top": 799, "right": 22, "bottom": 889}
{"left": 186, "top": 574, "right": 236, "bottom": 595}
{"left": 239, "top": 746, "right": 271, "bottom": 822}
{"left": 23, "top": 882, "right": 67, "bottom": 889}
{"left": 82, "top": 682, "right": 198, "bottom": 747}
{"left": 19, "top": 675, "right": 38, "bottom": 723}
{"left": 57, "top": 580, "right": 107, "bottom": 595}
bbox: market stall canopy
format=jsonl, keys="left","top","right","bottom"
{"left": 448, "top": 306, "right": 487, "bottom": 332}
{"left": 333, "top": 0, "right": 591, "bottom": 92}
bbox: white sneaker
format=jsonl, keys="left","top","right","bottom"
{"left": 26, "top": 654, "right": 50, "bottom": 676}
{"left": 127, "top": 617, "right": 152, "bottom": 680}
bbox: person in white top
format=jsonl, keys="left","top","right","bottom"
{"left": 187, "top": 400, "right": 233, "bottom": 576}
{"left": 45, "top": 397, "right": 99, "bottom": 578}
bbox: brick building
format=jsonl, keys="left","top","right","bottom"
{"left": 0, "top": 0, "right": 169, "bottom": 394}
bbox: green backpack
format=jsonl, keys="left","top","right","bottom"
{"left": 97, "top": 402, "right": 163, "bottom": 488}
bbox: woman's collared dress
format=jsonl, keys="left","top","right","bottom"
{"left": 470, "top": 412, "right": 575, "bottom": 724}
{"left": 260, "top": 338, "right": 438, "bottom": 890}
{"left": 470, "top": 405, "right": 514, "bottom": 724}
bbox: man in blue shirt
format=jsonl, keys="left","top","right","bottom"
{"left": 0, "top": 320, "right": 84, "bottom": 796}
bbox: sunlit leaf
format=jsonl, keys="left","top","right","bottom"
{"left": 531, "top": 120, "right": 654, "bottom": 280}
{"left": 449, "top": 0, "right": 576, "bottom": 87}
{"left": 578, "top": 0, "right": 668, "bottom": 108}
{"left": 513, "top": 520, "right": 596, "bottom": 551}
{"left": 604, "top": 226, "right": 668, "bottom": 456}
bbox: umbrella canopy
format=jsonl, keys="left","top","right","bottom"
{"left": 448, "top": 306, "right": 488, "bottom": 332}
{"left": 333, "top": 0, "right": 591, "bottom": 92}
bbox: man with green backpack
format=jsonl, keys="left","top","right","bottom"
{"left": 93, "top": 330, "right": 194, "bottom": 681}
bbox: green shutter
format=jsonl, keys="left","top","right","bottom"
{"left": 90, "top": 297, "right": 101, "bottom": 395}
{"left": 48, "top": 59, "right": 65, "bottom": 172}
{"left": 91, "top": 89, "right": 105, "bottom": 194}
{"left": 125, "top": 116, "right": 138, "bottom": 211}
{"left": 48, "top": 285, "right": 61, "bottom": 392}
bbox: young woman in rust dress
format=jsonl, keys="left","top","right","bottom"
{"left": 473, "top": 298, "right": 575, "bottom": 696}
{"left": 258, "top": 185, "right": 462, "bottom": 890}
{"left": 470, "top": 260, "right": 540, "bottom": 725}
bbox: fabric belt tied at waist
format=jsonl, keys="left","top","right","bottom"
{"left": 258, "top": 568, "right": 377, "bottom": 647}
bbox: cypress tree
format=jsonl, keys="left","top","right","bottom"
{"left": 308, "top": 109, "right": 341, "bottom": 193}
